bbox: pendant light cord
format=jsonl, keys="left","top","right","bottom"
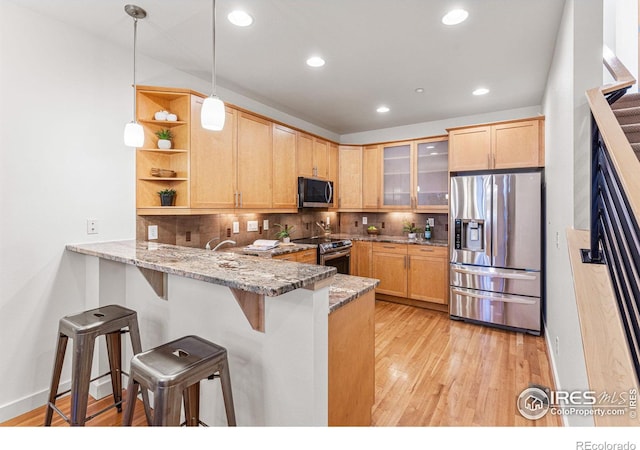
{"left": 133, "top": 17, "right": 138, "bottom": 122}
{"left": 212, "top": 0, "right": 217, "bottom": 96}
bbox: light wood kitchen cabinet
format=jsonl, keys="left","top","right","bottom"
{"left": 329, "top": 289, "right": 375, "bottom": 426}
{"left": 136, "top": 86, "right": 192, "bottom": 212}
{"left": 407, "top": 245, "right": 448, "bottom": 305}
{"left": 237, "top": 112, "right": 273, "bottom": 209}
{"left": 273, "top": 248, "right": 317, "bottom": 263}
{"left": 448, "top": 117, "right": 544, "bottom": 172}
{"left": 190, "top": 99, "right": 238, "bottom": 209}
{"left": 297, "top": 132, "right": 314, "bottom": 178}
{"left": 372, "top": 243, "right": 408, "bottom": 298}
{"left": 272, "top": 124, "right": 298, "bottom": 210}
{"left": 338, "top": 145, "right": 363, "bottom": 210}
{"left": 362, "top": 145, "right": 380, "bottom": 210}
{"left": 297, "top": 133, "right": 329, "bottom": 179}
{"left": 328, "top": 143, "right": 339, "bottom": 211}
{"left": 313, "top": 138, "right": 329, "bottom": 179}
{"left": 380, "top": 137, "right": 448, "bottom": 212}
{"left": 370, "top": 242, "right": 449, "bottom": 306}
{"left": 350, "top": 240, "right": 372, "bottom": 277}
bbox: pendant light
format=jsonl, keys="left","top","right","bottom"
{"left": 123, "top": 4, "right": 147, "bottom": 147}
{"left": 201, "top": 0, "right": 226, "bottom": 131}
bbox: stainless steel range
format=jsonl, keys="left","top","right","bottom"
{"left": 292, "top": 237, "right": 352, "bottom": 274}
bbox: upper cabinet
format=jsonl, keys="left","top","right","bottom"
{"left": 448, "top": 117, "right": 544, "bottom": 172}
{"left": 237, "top": 112, "right": 273, "bottom": 209}
{"left": 136, "top": 86, "right": 192, "bottom": 212}
{"left": 338, "top": 145, "right": 363, "bottom": 210}
{"left": 362, "top": 145, "right": 381, "bottom": 210}
{"left": 379, "top": 137, "right": 448, "bottom": 212}
{"left": 190, "top": 98, "right": 238, "bottom": 209}
{"left": 298, "top": 132, "right": 330, "bottom": 179}
{"left": 272, "top": 124, "right": 298, "bottom": 210}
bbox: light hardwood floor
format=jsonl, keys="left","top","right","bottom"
{"left": 1, "top": 300, "right": 559, "bottom": 427}
{"left": 373, "top": 300, "right": 559, "bottom": 426}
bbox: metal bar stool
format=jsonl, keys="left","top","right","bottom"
{"left": 44, "top": 304, "right": 151, "bottom": 426}
{"left": 122, "top": 335, "right": 236, "bottom": 426}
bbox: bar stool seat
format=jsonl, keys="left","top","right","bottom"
{"left": 44, "top": 304, "right": 151, "bottom": 426}
{"left": 123, "top": 335, "right": 236, "bottom": 426}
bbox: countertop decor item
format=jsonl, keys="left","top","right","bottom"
{"left": 150, "top": 168, "right": 176, "bottom": 178}
{"left": 158, "top": 188, "right": 176, "bottom": 206}
{"left": 123, "top": 4, "right": 147, "bottom": 147}
{"left": 155, "top": 129, "right": 173, "bottom": 149}
{"left": 402, "top": 221, "right": 419, "bottom": 239}
{"left": 274, "top": 223, "right": 295, "bottom": 243}
{"left": 366, "top": 226, "right": 379, "bottom": 235}
{"left": 154, "top": 110, "right": 169, "bottom": 121}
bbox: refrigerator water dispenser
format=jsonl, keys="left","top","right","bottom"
{"left": 454, "top": 219, "right": 485, "bottom": 251}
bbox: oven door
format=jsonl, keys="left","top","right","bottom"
{"left": 320, "top": 249, "right": 351, "bottom": 274}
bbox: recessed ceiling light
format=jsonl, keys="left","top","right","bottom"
{"left": 473, "top": 87, "right": 490, "bottom": 96}
{"left": 306, "top": 56, "right": 325, "bottom": 67}
{"left": 228, "top": 10, "right": 253, "bottom": 27}
{"left": 376, "top": 106, "right": 390, "bottom": 113}
{"left": 415, "top": 88, "right": 425, "bottom": 93}
{"left": 442, "top": 9, "right": 469, "bottom": 25}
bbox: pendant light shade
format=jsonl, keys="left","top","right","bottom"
{"left": 201, "top": 0, "right": 226, "bottom": 131}
{"left": 124, "top": 4, "right": 146, "bottom": 147}
{"left": 124, "top": 122, "right": 145, "bottom": 147}
{"left": 201, "top": 95, "right": 225, "bottom": 130}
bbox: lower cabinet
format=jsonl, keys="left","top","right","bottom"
{"left": 328, "top": 289, "right": 375, "bottom": 426}
{"left": 371, "top": 242, "right": 449, "bottom": 307}
{"left": 273, "top": 248, "right": 317, "bottom": 263}
{"left": 351, "top": 240, "right": 372, "bottom": 277}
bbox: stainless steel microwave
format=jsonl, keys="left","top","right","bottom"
{"left": 298, "top": 177, "right": 334, "bottom": 208}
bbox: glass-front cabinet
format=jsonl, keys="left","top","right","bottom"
{"left": 382, "top": 143, "right": 412, "bottom": 209}
{"left": 415, "top": 138, "right": 448, "bottom": 211}
{"left": 381, "top": 137, "right": 448, "bottom": 212}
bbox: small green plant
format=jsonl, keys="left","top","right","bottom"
{"left": 402, "top": 221, "right": 419, "bottom": 233}
{"left": 155, "top": 129, "right": 173, "bottom": 140}
{"left": 273, "top": 223, "right": 295, "bottom": 239}
{"left": 158, "top": 188, "right": 176, "bottom": 196}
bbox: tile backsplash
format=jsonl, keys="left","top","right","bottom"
{"left": 137, "top": 211, "right": 448, "bottom": 247}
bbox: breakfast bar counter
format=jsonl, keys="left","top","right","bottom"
{"left": 64, "top": 239, "right": 378, "bottom": 426}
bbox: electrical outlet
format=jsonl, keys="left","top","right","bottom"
{"left": 87, "top": 219, "right": 98, "bottom": 235}
{"left": 555, "top": 336, "right": 560, "bottom": 356}
{"left": 232, "top": 222, "right": 240, "bottom": 234}
{"left": 185, "top": 231, "right": 191, "bottom": 242}
{"left": 148, "top": 225, "right": 158, "bottom": 240}
{"left": 263, "top": 220, "right": 269, "bottom": 231}
{"left": 326, "top": 216, "right": 330, "bottom": 225}
{"left": 428, "top": 218, "right": 435, "bottom": 227}
{"left": 362, "top": 217, "right": 368, "bottom": 225}
{"left": 247, "top": 220, "right": 259, "bottom": 232}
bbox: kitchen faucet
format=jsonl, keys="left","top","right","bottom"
{"left": 204, "top": 237, "right": 220, "bottom": 250}
{"left": 316, "top": 221, "right": 331, "bottom": 235}
{"left": 211, "top": 240, "right": 237, "bottom": 251}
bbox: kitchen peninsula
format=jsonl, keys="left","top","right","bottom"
{"left": 65, "top": 240, "right": 378, "bottom": 426}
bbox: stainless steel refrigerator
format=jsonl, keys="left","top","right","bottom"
{"left": 449, "top": 171, "right": 543, "bottom": 335}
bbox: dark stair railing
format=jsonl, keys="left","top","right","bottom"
{"left": 584, "top": 49, "right": 640, "bottom": 385}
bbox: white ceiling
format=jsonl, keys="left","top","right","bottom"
{"left": 15, "top": 0, "right": 565, "bottom": 135}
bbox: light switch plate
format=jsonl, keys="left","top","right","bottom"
{"left": 428, "top": 218, "right": 435, "bottom": 227}
{"left": 148, "top": 225, "right": 158, "bottom": 240}
{"left": 232, "top": 222, "right": 240, "bottom": 234}
{"left": 263, "top": 220, "right": 269, "bottom": 231}
{"left": 362, "top": 217, "right": 368, "bottom": 225}
{"left": 247, "top": 220, "right": 259, "bottom": 232}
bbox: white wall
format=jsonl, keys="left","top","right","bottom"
{"left": 604, "top": 0, "right": 639, "bottom": 90}
{"left": 541, "top": 0, "right": 605, "bottom": 427}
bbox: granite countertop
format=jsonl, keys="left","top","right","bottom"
{"left": 329, "top": 233, "right": 448, "bottom": 247}
{"left": 227, "top": 243, "right": 317, "bottom": 258}
{"left": 65, "top": 240, "right": 335, "bottom": 297}
{"left": 328, "top": 274, "right": 379, "bottom": 313}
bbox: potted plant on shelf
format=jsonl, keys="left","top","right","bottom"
{"left": 402, "top": 221, "right": 419, "bottom": 239}
{"left": 155, "top": 129, "right": 174, "bottom": 149}
{"left": 158, "top": 188, "right": 176, "bottom": 206}
{"left": 274, "top": 223, "right": 295, "bottom": 243}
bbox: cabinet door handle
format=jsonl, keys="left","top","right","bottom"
{"left": 240, "top": 191, "right": 243, "bottom": 208}
{"left": 407, "top": 256, "right": 410, "bottom": 269}
{"left": 234, "top": 191, "right": 238, "bottom": 208}
{"left": 383, "top": 245, "right": 395, "bottom": 249}
{"left": 487, "top": 153, "right": 491, "bottom": 168}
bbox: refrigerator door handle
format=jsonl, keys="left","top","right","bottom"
{"left": 451, "top": 266, "right": 538, "bottom": 280}
{"left": 451, "top": 288, "right": 537, "bottom": 305}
